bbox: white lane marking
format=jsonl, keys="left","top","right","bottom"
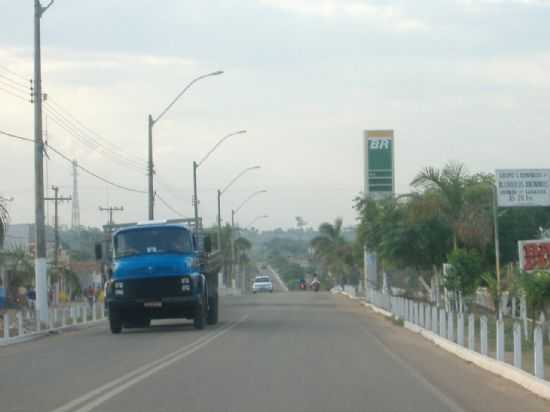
{"left": 51, "top": 316, "right": 247, "bottom": 412}
{"left": 361, "top": 325, "right": 467, "bottom": 412}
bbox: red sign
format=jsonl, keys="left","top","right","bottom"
{"left": 519, "top": 240, "right": 550, "bottom": 272}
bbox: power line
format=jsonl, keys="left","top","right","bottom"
{"left": 155, "top": 193, "right": 186, "bottom": 217}
{"left": 0, "top": 64, "right": 29, "bottom": 83}
{"left": 0, "top": 129, "right": 34, "bottom": 142}
{"left": 0, "top": 77, "right": 28, "bottom": 94}
{"left": 48, "top": 97, "right": 146, "bottom": 163}
{"left": 0, "top": 129, "right": 147, "bottom": 194}
{"left": 46, "top": 97, "right": 147, "bottom": 165}
{"left": 0, "top": 73, "right": 28, "bottom": 89}
{"left": 0, "top": 85, "right": 29, "bottom": 102}
{"left": 44, "top": 105, "right": 146, "bottom": 172}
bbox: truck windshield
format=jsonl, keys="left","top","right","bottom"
{"left": 114, "top": 227, "right": 192, "bottom": 258}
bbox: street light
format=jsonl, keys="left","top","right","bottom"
{"left": 147, "top": 70, "right": 223, "bottom": 220}
{"left": 216, "top": 165, "right": 261, "bottom": 250}
{"left": 193, "top": 130, "right": 247, "bottom": 237}
{"left": 248, "top": 215, "right": 269, "bottom": 228}
{"left": 231, "top": 189, "right": 267, "bottom": 291}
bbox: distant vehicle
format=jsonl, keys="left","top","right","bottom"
{"left": 298, "top": 279, "right": 307, "bottom": 290}
{"left": 96, "top": 219, "right": 221, "bottom": 334}
{"left": 252, "top": 275, "right": 273, "bottom": 293}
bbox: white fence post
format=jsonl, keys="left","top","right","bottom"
{"left": 48, "top": 309, "right": 54, "bottom": 330}
{"left": 439, "top": 309, "right": 447, "bottom": 338}
{"left": 419, "top": 303, "right": 424, "bottom": 328}
{"left": 92, "top": 303, "right": 97, "bottom": 322}
{"left": 496, "top": 318, "right": 505, "bottom": 362}
{"left": 468, "top": 314, "right": 475, "bottom": 351}
{"left": 480, "top": 316, "right": 488, "bottom": 356}
{"left": 17, "top": 312, "right": 23, "bottom": 337}
{"left": 448, "top": 311, "right": 455, "bottom": 342}
{"left": 432, "top": 307, "right": 438, "bottom": 334}
{"left": 70, "top": 305, "right": 76, "bottom": 324}
{"left": 53, "top": 308, "right": 58, "bottom": 326}
{"left": 534, "top": 326, "right": 544, "bottom": 379}
{"left": 425, "top": 304, "right": 431, "bottom": 331}
{"left": 61, "top": 307, "right": 66, "bottom": 327}
{"left": 513, "top": 322, "right": 522, "bottom": 369}
{"left": 100, "top": 303, "right": 105, "bottom": 319}
{"left": 457, "top": 312, "right": 464, "bottom": 346}
{"left": 3, "top": 313, "right": 10, "bottom": 339}
{"left": 36, "top": 310, "right": 41, "bottom": 332}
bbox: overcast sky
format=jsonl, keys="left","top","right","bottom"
{"left": 1, "top": 0, "right": 549, "bottom": 231}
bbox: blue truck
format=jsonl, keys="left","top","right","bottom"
{"left": 95, "top": 219, "right": 221, "bottom": 334}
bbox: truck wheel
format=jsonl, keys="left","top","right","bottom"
{"left": 207, "top": 293, "right": 218, "bottom": 325}
{"left": 193, "top": 296, "right": 207, "bottom": 330}
{"left": 109, "top": 311, "right": 122, "bottom": 334}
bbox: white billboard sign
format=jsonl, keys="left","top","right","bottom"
{"left": 496, "top": 169, "right": 550, "bottom": 207}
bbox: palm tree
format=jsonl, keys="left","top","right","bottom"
{"left": 411, "top": 162, "right": 469, "bottom": 250}
{"left": 311, "top": 218, "right": 354, "bottom": 285}
{"left": 0, "top": 199, "right": 8, "bottom": 249}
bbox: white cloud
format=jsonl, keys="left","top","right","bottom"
{"left": 259, "top": 0, "right": 429, "bottom": 32}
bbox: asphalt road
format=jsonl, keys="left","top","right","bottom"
{"left": 1, "top": 292, "right": 549, "bottom": 412}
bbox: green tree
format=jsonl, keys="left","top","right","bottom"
{"left": 445, "top": 248, "right": 483, "bottom": 297}
{"left": 411, "top": 162, "right": 470, "bottom": 250}
{"left": 311, "top": 218, "right": 355, "bottom": 285}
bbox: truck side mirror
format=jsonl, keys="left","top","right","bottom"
{"left": 94, "top": 243, "right": 103, "bottom": 261}
{"left": 203, "top": 236, "right": 212, "bottom": 253}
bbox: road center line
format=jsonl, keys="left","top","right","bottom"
{"left": 51, "top": 316, "right": 248, "bottom": 412}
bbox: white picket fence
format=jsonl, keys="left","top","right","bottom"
{"left": 1, "top": 303, "right": 106, "bottom": 345}
{"left": 367, "top": 289, "right": 547, "bottom": 381}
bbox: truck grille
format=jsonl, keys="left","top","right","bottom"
{"left": 122, "top": 277, "right": 187, "bottom": 299}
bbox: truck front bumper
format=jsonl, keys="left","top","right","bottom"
{"left": 108, "top": 295, "right": 201, "bottom": 320}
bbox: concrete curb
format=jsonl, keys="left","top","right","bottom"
{"left": 349, "top": 295, "right": 550, "bottom": 401}
{"left": 0, "top": 319, "right": 107, "bottom": 347}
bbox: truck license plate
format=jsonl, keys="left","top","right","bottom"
{"left": 144, "top": 302, "right": 162, "bottom": 308}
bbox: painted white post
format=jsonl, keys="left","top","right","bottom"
{"left": 511, "top": 297, "right": 516, "bottom": 319}
{"left": 3, "top": 313, "right": 10, "bottom": 339}
{"left": 520, "top": 294, "right": 528, "bottom": 339}
{"left": 496, "top": 318, "right": 505, "bottom": 362}
{"left": 36, "top": 310, "right": 41, "bottom": 332}
{"left": 480, "top": 316, "right": 488, "bottom": 356}
{"left": 513, "top": 322, "right": 522, "bottom": 369}
{"left": 53, "top": 308, "right": 58, "bottom": 326}
{"left": 425, "top": 304, "right": 431, "bottom": 331}
{"left": 457, "top": 312, "right": 464, "bottom": 346}
{"left": 92, "top": 303, "right": 97, "bottom": 322}
{"left": 468, "top": 314, "right": 475, "bottom": 351}
{"left": 432, "top": 306, "right": 438, "bottom": 334}
{"left": 439, "top": 309, "right": 447, "bottom": 338}
{"left": 83, "top": 305, "right": 88, "bottom": 323}
{"left": 419, "top": 303, "right": 424, "bottom": 328}
{"left": 100, "top": 302, "right": 105, "bottom": 319}
{"left": 48, "top": 309, "right": 54, "bottom": 330}
{"left": 534, "top": 326, "right": 544, "bottom": 379}
{"left": 17, "top": 312, "right": 23, "bottom": 337}
{"left": 61, "top": 307, "right": 66, "bottom": 327}
{"left": 448, "top": 311, "right": 455, "bottom": 342}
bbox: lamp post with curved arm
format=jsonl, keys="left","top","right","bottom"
{"left": 216, "top": 165, "right": 260, "bottom": 250}
{"left": 193, "top": 130, "right": 246, "bottom": 237}
{"left": 248, "top": 215, "right": 269, "bottom": 228}
{"left": 231, "top": 190, "right": 267, "bottom": 289}
{"left": 147, "top": 70, "right": 223, "bottom": 220}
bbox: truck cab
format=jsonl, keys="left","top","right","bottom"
{"left": 100, "top": 221, "right": 219, "bottom": 334}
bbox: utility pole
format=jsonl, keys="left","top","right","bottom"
{"left": 217, "top": 190, "right": 222, "bottom": 251}
{"left": 147, "top": 115, "right": 154, "bottom": 220}
{"left": 44, "top": 186, "right": 71, "bottom": 268}
{"left": 99, "top": 206, "right": 124, "bottom": 226}
{"left": 33, "top": 0, "right": 54, "bottom": 323}
{"left": 71, "top": 160, "right": 80, "bottom": 228}
{"left": 231, "top": 209, "right": 236, "bottom": 288}
{"left": 193, "top": 161, "right": 199, "bottom": 238}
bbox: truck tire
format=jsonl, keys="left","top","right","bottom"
{"left": 207, "top": 293, "right": 219, "bottom": 325}
{"left": 109, "top": 311, "right": 122, "bottom": 334}
{"left": 193, "top": 295, "right": 207, "bottom": 330}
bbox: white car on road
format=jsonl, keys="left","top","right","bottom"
{"left": 252, "top": 275, "right": 273, "bottom": 293}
